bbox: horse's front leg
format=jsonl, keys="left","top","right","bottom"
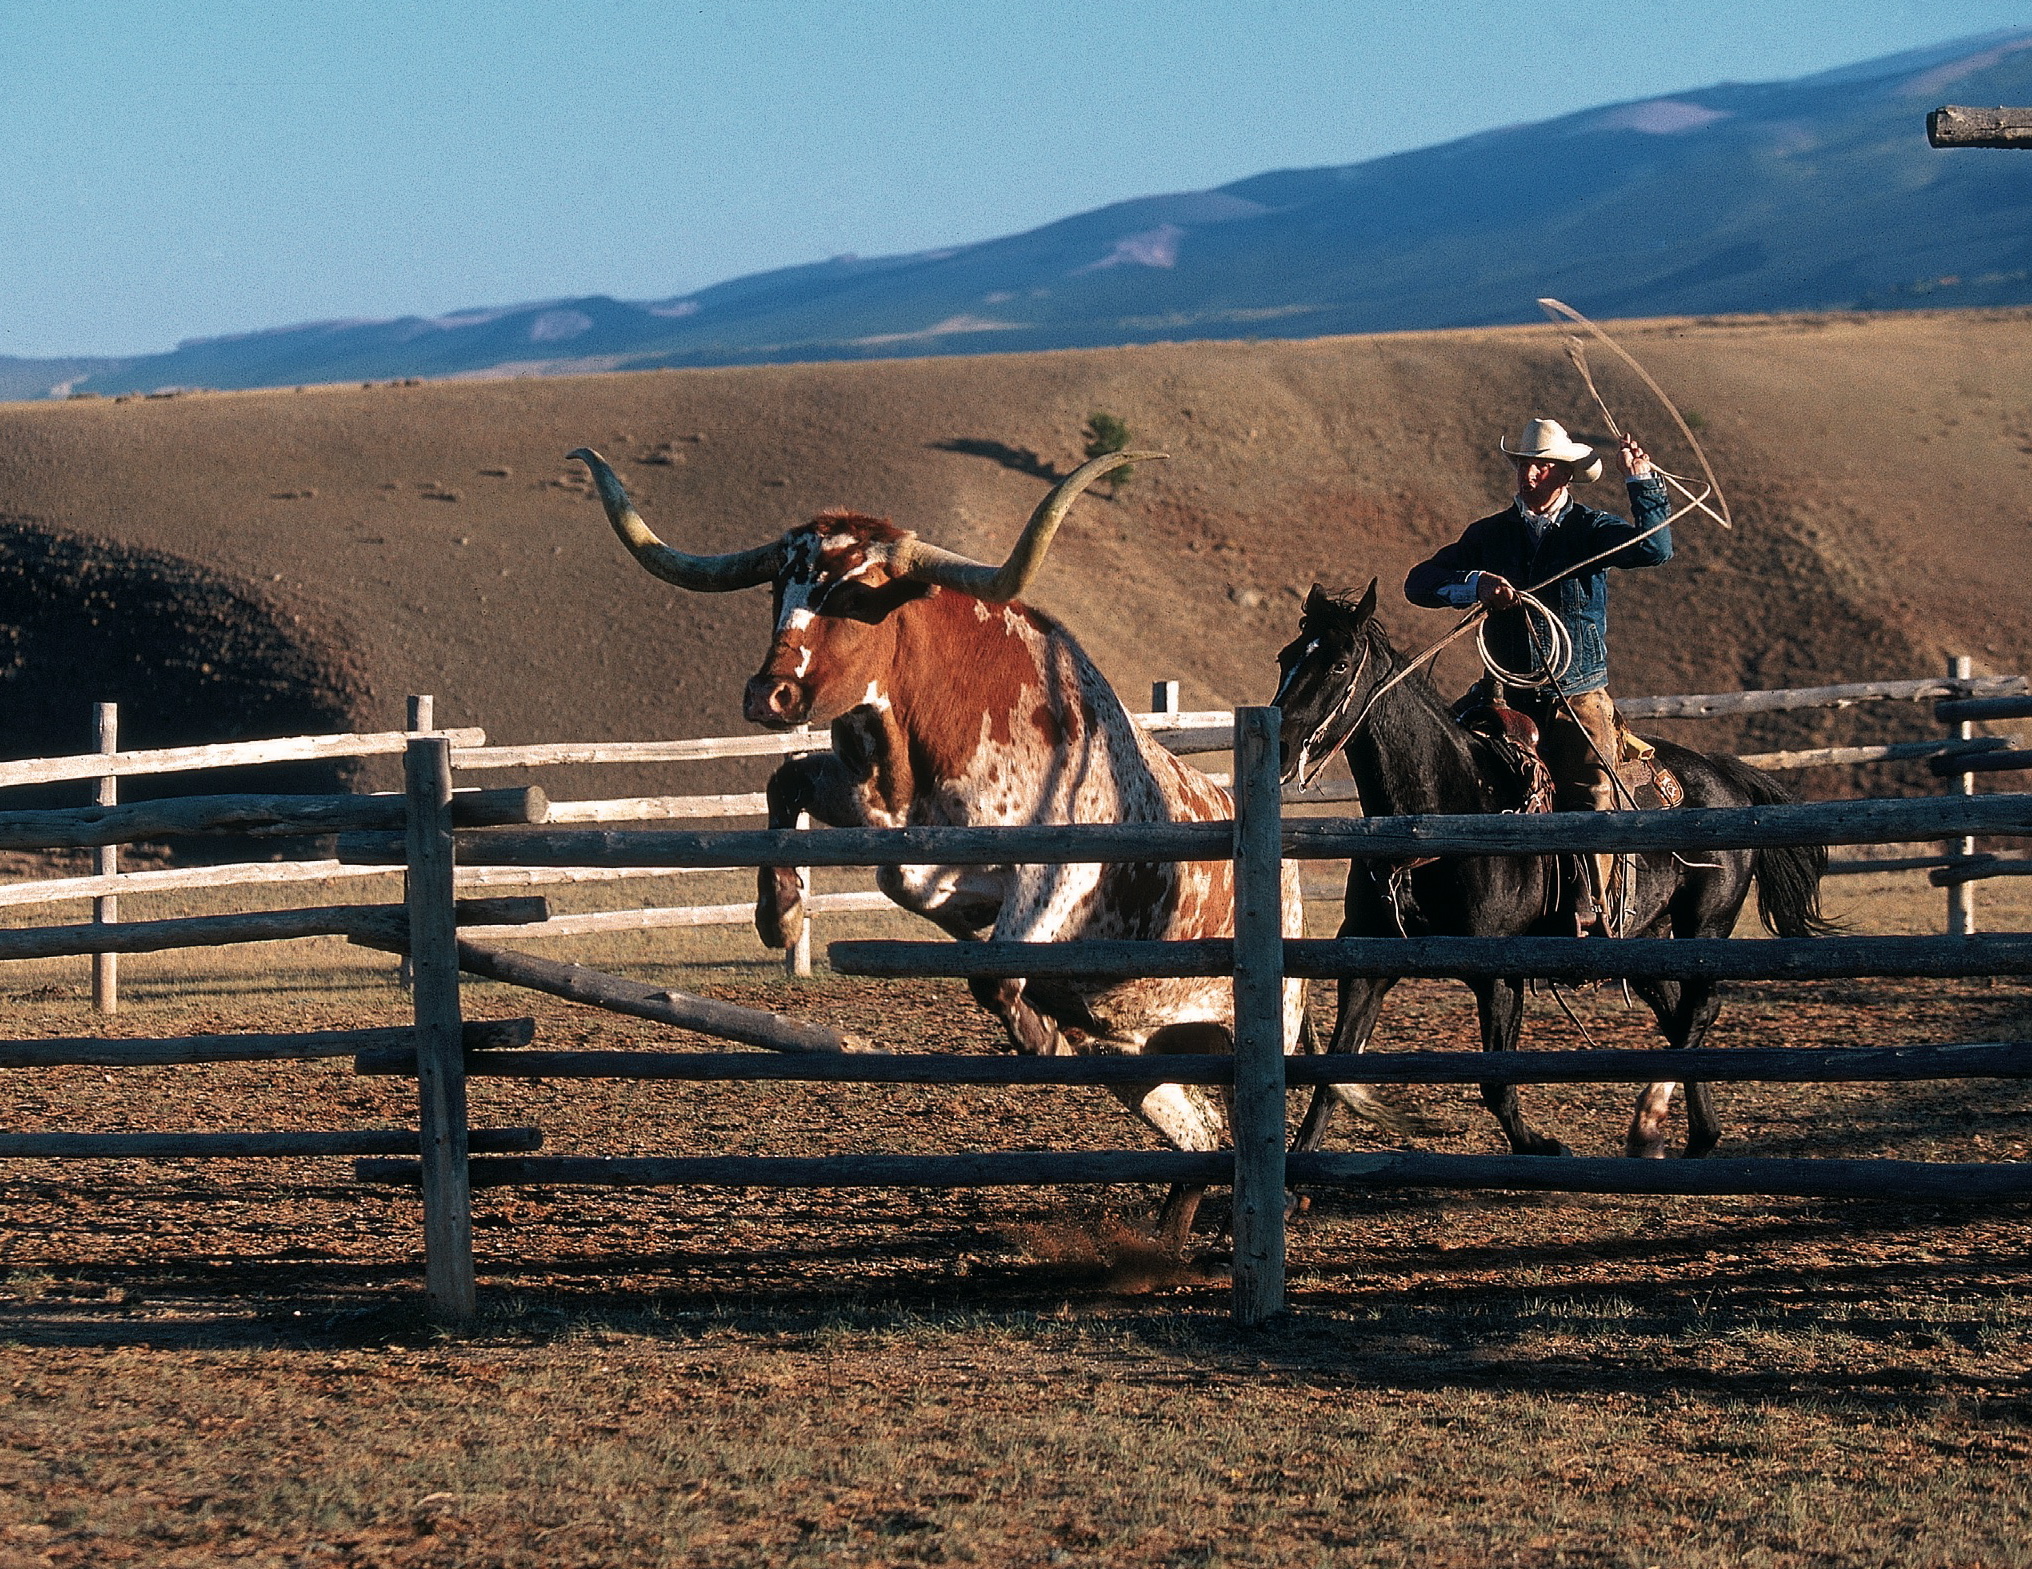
{"left": 1626, "top": 977, "right": 1726, "bottom": 1158}
{"left": 1291, "top": 975, "right": 1399, "bottom": 1152}
{"left": 1475, "top": 977, "right": 1570, "bottom": 1156}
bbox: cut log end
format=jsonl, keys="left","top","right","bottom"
{"left": 1929, "top": 105, "right": 2032, "bottom": 149}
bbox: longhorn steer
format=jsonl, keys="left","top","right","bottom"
{"left": 574, "top": 446, "right": 1317, "bottom": 1244}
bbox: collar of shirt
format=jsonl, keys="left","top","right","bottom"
{"left": 1513, "top": 490, "right": 1571, "bottom": 542}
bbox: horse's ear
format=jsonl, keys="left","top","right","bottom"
{"left": 1354, "top": 577, "right": 1379, "bottom": 622}
{"left": 1305, "top": 583, "right": 1331, "bottom": 615}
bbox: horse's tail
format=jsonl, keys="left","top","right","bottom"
{"left": 1705, "top": 752, "right": 1842, "bottom": 937}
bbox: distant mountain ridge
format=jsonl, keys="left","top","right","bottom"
{"left": 7, "top": 26, "right": 2029, "bottom": 402}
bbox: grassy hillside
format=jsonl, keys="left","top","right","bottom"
{"left": 0, "top": 310, "right": 2027, "bottom": 799}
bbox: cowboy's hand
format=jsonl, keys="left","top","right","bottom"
{"left": 1619, "top": 434, "right": 1654, "bottom": 479}
{"left": 1475, "top": 574, "right": 1522, "bottom": 610}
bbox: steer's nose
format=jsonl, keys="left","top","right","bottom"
{"left": 744, "top": 675, "right": 809, "bottom": 727}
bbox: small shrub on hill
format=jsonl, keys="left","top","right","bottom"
{"left": 1082, "top": 411, "right": 1134, "bottom": 489}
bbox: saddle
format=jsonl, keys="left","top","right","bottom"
{"left": 1366, "top": 691, "right": 1687, "bottom": 940}
{"left": 1452, "top": 687, "right": 1684, "bottom": 813}
{"left": 1455, "top": 701, "right": 1556, "bottom": 816}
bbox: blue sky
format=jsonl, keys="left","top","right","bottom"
{"left": 2, "top": 0, "right": 2025, "bottom": 359}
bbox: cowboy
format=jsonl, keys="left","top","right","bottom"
{"left": 1404, "top": 416, "right": 1672, "bottom": 932}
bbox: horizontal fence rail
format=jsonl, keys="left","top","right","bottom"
{"left": 452, "top": 733, "right": 825, "bottom": 771}
{"left": 0, "top": 1128, "right": 542, "bottom": 1159}
{"left": 353, "top": 1040, "right": 2032, "bottom": 1086}
{"left": 1617, "top": 676, "right": 2025, "bottom": 720}
{"left": 0, "top": 787, "right": 544, "bottom": 852}
{"left": 356, "top": 1150, "right": 2032, "bottom": 1203}
{"left": 0, "top": 858, "right": 765, "bottom": 911}
{"left": 830, "top": 933, "right": 2032, "bottom": 982}
{"left": 1941, "top": 748, "right": 2032, "bottom": 776}
{"left": 1935, "top": 855, "right": 2032, "bottom": 887}
{"left": 459, "top": 890, "right": 895, "bottom": 939}
{"left": 334, "top": 793, "right": 2032, "bottom": 872}
{"left": 449, "top": 713, "right": 1239, "bottom": 773}
{"left": 543, "top": 792, "right": 770, "bottom": 822}
{"left": 1937, "top": 695, "right": 2032, "bottom": 724}
{"left": 0, "top": 1018, "right": 532, "bottom": 1069}
{"left": 1738, "top": 737, "right": 2017, "bottom": 771}
{"left": 429, "top": 683, "right": 2029, "bottom": 781}
{"left": 0, "top": 727, "right": 487, "bottom": 790}
{"left": 0, "top": 897, "right": 547, "bottom": 961}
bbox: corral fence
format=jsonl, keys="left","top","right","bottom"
{"left": 2, "top": 674, "right": 2028, "bottom": 1327}
{"left": 327, "top": 722, "right": 2032, "bottom": 1326}
{"left": 12, "top": 661, "right": 2024, "bottom": 1012}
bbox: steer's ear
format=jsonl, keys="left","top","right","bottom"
{"left": 1353, "top": 577, "right": 1379, "bottom": 622}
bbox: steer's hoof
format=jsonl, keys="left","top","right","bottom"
{"left": 754, "top": 869, "right": 805, "bottom": 949}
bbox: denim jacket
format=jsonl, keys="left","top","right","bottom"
{"left": 1402, "top": 475, "right": 1672, "bottom": 695}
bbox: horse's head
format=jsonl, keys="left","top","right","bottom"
{"left": 1270, "top": 577, "right": 1388, "bottom": 786}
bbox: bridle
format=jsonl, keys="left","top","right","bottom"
{"left": 1277, "top": 632, "right": 1373, "bottom": 787}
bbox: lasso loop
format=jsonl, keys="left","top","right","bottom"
{"left": 1538, "top": 296, "right": 1733, "bottom": 530}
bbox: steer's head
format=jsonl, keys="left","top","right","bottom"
{"left": 569, "top": 445, "right": 1162, "bottom": 730}
{"left": 745, "top": 510, "right": 927, "bottom": 727}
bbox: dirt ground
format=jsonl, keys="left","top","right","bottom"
{"left": 1, "top": 872, "right": 2029, "bottom": 1567}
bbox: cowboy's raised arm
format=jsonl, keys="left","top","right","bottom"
{"left": 1590, "top": 436, "right": 1672, "bottom": 568}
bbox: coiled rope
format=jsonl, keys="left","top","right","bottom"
{"left": 1477, "top": 588, "right": 1572, "bottom": 688}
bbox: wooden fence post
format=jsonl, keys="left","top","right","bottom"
{"left": 406, "top": 735, "right": 475, "bottom": 1318}
{"left": 92, "top": 703, "right": 119, "bottom": 1014}
{"left": 1946, "top": 656, "right": 1978, "bottom": 937}
{"left": 1230, "top": 706, "right": 1287, "bottom": 1327}
{"left": 398, "top": 696, "right": 435, "bottom": 992}
{"left": 1153, "top": 680, "right": 1180, "bottom": 719}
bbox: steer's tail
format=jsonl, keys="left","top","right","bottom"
{"left": 1707, "top": 752, "right": 1841, "bottom": 937}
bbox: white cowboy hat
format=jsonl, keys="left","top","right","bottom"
{"left": 1500, "top": 417, "right": 1603, "bottom": 483}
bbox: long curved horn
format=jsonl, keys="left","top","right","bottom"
{"left": 892, "top": 449, "right": 1167, "bottom": 601}
{"left": 569, "top": 447, "right": 785, "bottom": 591}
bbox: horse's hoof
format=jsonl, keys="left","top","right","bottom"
{"left": 1625, "top": 1140, "right": 1668, "bottom": 1160}
{"left": 1520, "top": 1140, "right": 1574, "bottom": 1157}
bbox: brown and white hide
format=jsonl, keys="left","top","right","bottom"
{"left": 751, "top": 512, "right": 1305, "bottom": 1157}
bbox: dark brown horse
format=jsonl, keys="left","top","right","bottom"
{"left": 1271, "top": 581, "right": 1833, "bottom": 1159}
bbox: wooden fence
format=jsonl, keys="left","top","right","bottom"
{"left": 3, "top": 714, "right": 2028, "bottom": 1323}
{"left": 0, "top": 775, "right": 557, "bottom": 1320}
{"left": 5, "top": 664, "right": 2021, "bottom": 1005}
{"left": 328, "top": 724, "right": 2032, "bottom": 1327}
